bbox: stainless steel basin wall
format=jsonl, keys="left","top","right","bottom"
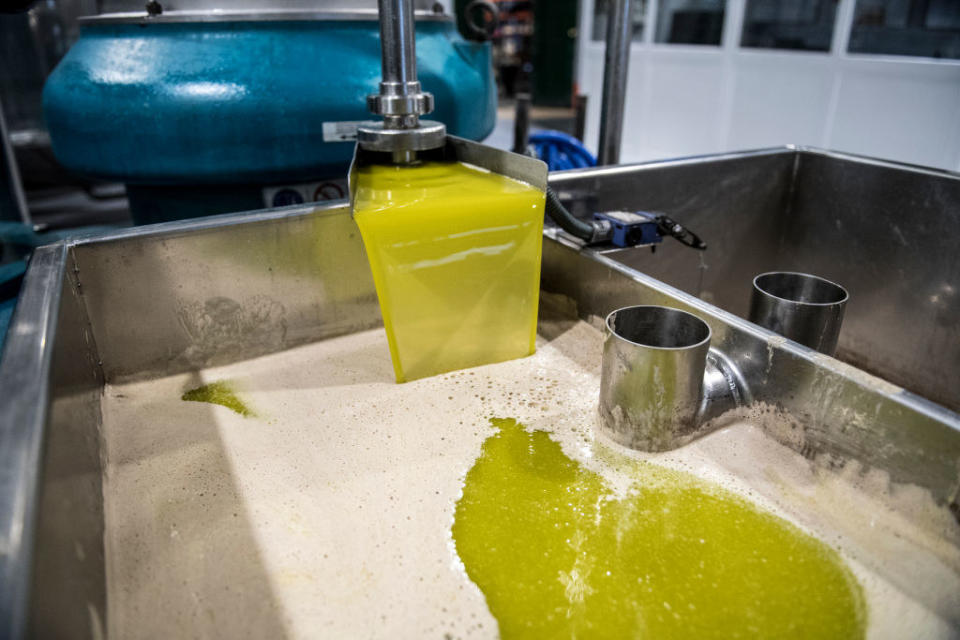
{"left": 784, "top": 152, "right": 960, "bottom": 413}
{"left": 551, "top": 148, "right": 795, "bottom": 316}
{"left": 541, "top": 234, "right": 960, "bottom": 508}
{"left": 31, "top": 252, "right": 106, "bottom": 638}
{"left": 0, "top": 245, "right": 106, "bottom": 639}
{"left": 0, "top": 199, "right": 958, "bottom": 638}
{"left": 72, "top": 205, "right": 382, "bottom": 383}
{"left": 549, "top": 147, "right": 960, "bottom": 413}
{"left": 0, "top": 203, "right": 383, "bottom": 639}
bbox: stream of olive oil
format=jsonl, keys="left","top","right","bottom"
{"left": 353, "top": 161, "right": 545, "bottom": 382}
{"left": 453, "top": 418, "right": 867, "bottom": 639}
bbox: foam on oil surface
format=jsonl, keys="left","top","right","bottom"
{"left": 454, "top": 418, "right": 867, "bottom": 638}
{"left": 101, "top": 321, "right": 960, "bottom": 639}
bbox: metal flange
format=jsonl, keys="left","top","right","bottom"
{"left": 360, "top": 0, "right": 447, "bottom": 163}
{"left": 356, "top": 120, "right": 446, "bottom": 153}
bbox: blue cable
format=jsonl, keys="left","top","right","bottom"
{"left": 529, "top": 130, "right": 597, "bottom": 172}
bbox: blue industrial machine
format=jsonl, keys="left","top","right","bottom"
{"left": 42, "top": 0, "right": 497, "bottom": 223}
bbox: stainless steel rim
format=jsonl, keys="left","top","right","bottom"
{"left": 605, "top": 304, "right": 712, "bottom": 351}
{"left": 753, "top": 271, "right": 849, "bottom": 307}
{"left": 355, "top": 120, "right": 447, "bottom": 153}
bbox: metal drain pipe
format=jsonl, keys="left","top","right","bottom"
{"left": 597, "top": 0, "right": 632, "bottom": 165}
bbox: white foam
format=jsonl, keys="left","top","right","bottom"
{"left": 101, "top": 320, "right": 959, "bottom": 639}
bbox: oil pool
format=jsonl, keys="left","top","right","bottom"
{"left": 353, "top": 161, "right": 545, "bottom": 382}
{"left": 453, "top": 418, "right": 867, "bottom": 639}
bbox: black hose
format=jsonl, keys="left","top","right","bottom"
{"left": 545, "top": 187, "right": 596, "bottom": 242}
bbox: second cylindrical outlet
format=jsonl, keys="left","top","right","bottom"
{"left": 749, "top": 272, "right": 848, "bottom": 356}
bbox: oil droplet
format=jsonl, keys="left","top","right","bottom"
{"left": 452, "top": 418, "right": 866, "bottom": 638}
{"left": 181, "top": 381, "right": 255, "bottom": 418}
{"left": 353, "top": 161, "right": 545, "bottom": 382}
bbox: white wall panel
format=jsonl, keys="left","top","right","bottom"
{"left": 828, "top": 62, "right": 960, "bottom": 170}
{"left": 575, "top": 0, "right": 960, "bottom": 171}
{"left": 636, "top": 51, "right": 726, "bottom": 159}
{"left": 727, "top": 54, "right": 833, "bottom": 149}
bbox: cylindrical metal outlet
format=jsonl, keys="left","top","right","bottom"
{"left": 749, "top": 272, "right": 848, "bottom": 356}
{"left": 599, "top": 305, "right": 712, "bottom": 451}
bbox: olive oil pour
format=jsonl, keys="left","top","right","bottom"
{"left": 353, "top": 161, "right": 545, "bottom": 382}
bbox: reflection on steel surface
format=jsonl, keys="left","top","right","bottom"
{"left": 550, "top": 146, "right": 960, "bottom": 412}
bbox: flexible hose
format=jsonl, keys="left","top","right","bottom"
{"left": 545, "top": 187, "right": 597, "bottom": 242}
{"left": 525, "top": 131, "right": 603, "bottom": 242}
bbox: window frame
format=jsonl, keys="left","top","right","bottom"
{"left": 581, "top": 0, "right": 960, "bottom": 63}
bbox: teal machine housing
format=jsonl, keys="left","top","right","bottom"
{"left": 42, "top": 1, "right": 496, "bottom": 224}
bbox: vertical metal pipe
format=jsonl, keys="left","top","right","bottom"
{"left": 0, "top": 98, "right": 30, "bottom": 224}
{"left": 377, "top": 0, "right": 418, "bottom": 87}
{"left": 375, "top": 0, "right": 422, "bottom": 161}
{"left": 360, "top": 0, "right": 445, "bottom": 160}
{"left": 512, "top": 93, "right": 531, "bottom": 154}
{"left": 597, "top": 0, "right": 632, "bottom": 165}
{"left": 573, "top": 93, "right": 588, "bottom": 142}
